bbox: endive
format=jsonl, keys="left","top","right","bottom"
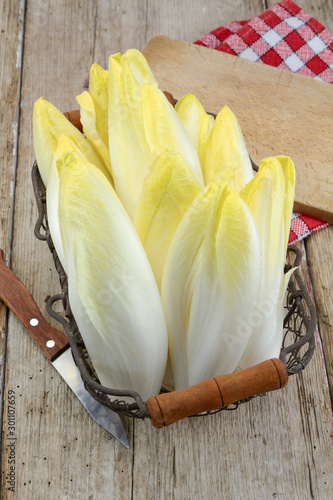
{"left": 47, "top": 135, "right": 88, "bottom": 272}
{"left": 202, "top": 105, "right": 253, "bottom": 190}
{"left": 142, "top": 84, "right": 204, "bottom": 185}
{"left": 161, "top": 169, "right": 262, "bottom": 390}
{"left": 108, "top": 49, "right": 204, "bottom": 219}
{"left": 76, "top": 63, "right": 113, "bottom": 182}
{"left": 33, "top": 97, "right": 112, "bottom": 186}
{"left": 108, "top": 50, "right": 157, "bottom": 219}
{"left": 175, "top": 93, "right": 214, "bottom": 169}
{"left": 238, "top": 156, "right": 296, "bottom": 369}
{"left": 88, "top": 63, "right": 109, "bottom": 147}
{"left": 57, "top": 150, "right": 168, "bottom": 400}
{"left": 134, "top": 150, "right": 202, "bottom": 289}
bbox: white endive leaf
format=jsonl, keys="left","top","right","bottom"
{"left": 108, "top": 52, "right": 155, "bottom": 219}
{"left": 58, "top": 151, "right": 168, "bottom": 400}
{"left": 142, "top": 84, "right": 204, "bottom": 186}
{"left": 241, "top": 157, "right": 286, "bottom": 292}
{"left": 76, "top": 90, "right": 113, "bottom": 183}
{"left": 198, "top": 113, "right": 215, "bottom": 168}
{"left": 89, "top": 63, "right": 109, "bottom": 147}
{"left": 33, "top": 97, "right": 111, "bottom": 186}
{"left": 238, "top": 156, "right": 296, "bottom": 369}
{"left": 202, "top": 105, "right": 253, "bottom": 190}
{"left": 162, "top": 169, "right": 262, "bottom": 390}
{"left": 47, "top": 135, "right": 87, "bottom": 272}
{"left": 121, "top": 48, "right": 158, "bottom": 87}
{"left": 175, "top": 93, "right": 214, "bottom": 168}
{"left": 238, "top": 266, "right": 294, "bottom": 367}
{"left": 121, "top": 51, "right": 156, "bottom": 161}
{"left": 134, "top": 150, "right": 202, "bottom": 289}
{"left": 277, "top": 155, "right": 296, "bottom": 254}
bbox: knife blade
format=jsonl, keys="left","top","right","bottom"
{"left": 0, "top": 249, "right": 129, "bottom": 448}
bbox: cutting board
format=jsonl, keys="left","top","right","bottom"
{"left": 143, "top": 36, "right": 333, "bottom": 223}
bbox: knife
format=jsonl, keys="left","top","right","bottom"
{"left": 0, "top": 249, "right": 129, "bottom": 448}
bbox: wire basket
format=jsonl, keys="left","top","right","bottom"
{"left": 32, "top": 161, "right": 317, "bottom": 420}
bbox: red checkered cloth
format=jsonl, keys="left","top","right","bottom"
{"left": 195, "top": 0, "right": 330, "bottom": 244}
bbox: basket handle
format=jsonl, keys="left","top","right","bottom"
{"left": 147, "top": 358, "right": 288, "bottom": 428}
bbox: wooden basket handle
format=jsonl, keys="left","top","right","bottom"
{"left": 147, "top": 358, "right": 288, "bottom": 428}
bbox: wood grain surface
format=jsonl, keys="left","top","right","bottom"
{"left": 0, "top": 1, "right": 332, "bottom": 499}
{"left": 306, "top": 226, "right": 333, "bottom": 403}
{"left": 0, "top": 0, "right": 25, "bottom": 440}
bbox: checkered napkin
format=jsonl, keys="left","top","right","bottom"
{"left": 195, "top": 0, "right": 331, "bottom": 244}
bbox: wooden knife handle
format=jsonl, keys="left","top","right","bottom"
{"left": 147, "top": 358, "right": 288, "bottom": 428}
{"left": 0, "top": 249, "right": 69, "bottom": 361}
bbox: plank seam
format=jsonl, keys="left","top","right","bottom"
{"left": 6, "top": 0, "right": 28, "bottom": 271}
{"left": 131, "top": 419, "right": 135, "bottom": 500}
{"left": 304, "top": 237, "right": 333, "bottom": 408}
{"left": 0, "top": 1, "right": 27, "bottom": 496}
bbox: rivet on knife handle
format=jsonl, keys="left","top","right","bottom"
{"left": 147, "top": 358, "right": 288, "bottom": 428}
{"left": 0, "top": 249, "right": 69, "bottom": 361}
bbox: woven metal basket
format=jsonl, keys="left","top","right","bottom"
{"left": 32, "top": 160, "right": 316, "bottom": 420}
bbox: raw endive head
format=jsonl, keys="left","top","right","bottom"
{"left": 175, "top": 93, "right": 214, "bottom": 168}
{"left": 240, "top": 156, "right": 295, "bottom": 291}
{"left": 108, "top": 52, "right": 156, "bottom": 219}
{"left": 108, "top": 49, "right": 204, "bottom": 219}
{"left": 76, "top": 62, "right": 109, "bottom": 170}
{"left": 134, "top": 150, "right": 202, "bottom": 289}
{"left": 89, "top": 63, "right": 109, "bottom": 147}
{"left": 120, "top": 50, "right": 157, "bottom": 159}
{"left": 161, "top": 168, "right": 261, "bottom": 389}
{"left": 202, "top": 105, "right": 253, "bottom": 190}
{"left": 57, "top": 150, "right": 168, "bottom": 400}
{"left": 33, "top": 97, "right": 112, "bottom": 186}
{"left": 46, "top": 135, "right": 88, "bottom": 272}
{"left": 76, "top": 90, "right": 113, "bottom": 183}
{"left": 142, "top": 84, "right": 204, "bottom": 186}
{"left": 121, "top": 48, "right": 158, "bottom": 87}
{"left": 238, "top": 156, "right": 296, "bottom": 369}
{"left": 276, "top": 155, "right": 296, "bottom": 252}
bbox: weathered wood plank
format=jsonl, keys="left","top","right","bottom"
{"left": 268, "top": 0, "right": 333, "bottom": 491}
{"left": 1, "top": 0, "right": 152, "bottom": 498}
{"left": 306, "top": 227, "right": 333, "bottom": 403}
{"left": 84, "top": 0, "right": 148, "bottom": 69}
{"left": 145, "top": 0, "right": 264, "bottom": 43}
{"left": 284, "top": 0, "right": 333, "bottom": 408}
{"left": 0, "top": 0, "right": 25, "bottom": 485}
{"left": 1, "top": 0, "right": 333, "bottom": 499}
{"left": 67, "top": 0, "right": 265, "bottom": 69}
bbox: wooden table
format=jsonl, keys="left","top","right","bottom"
{"left": 1, "top": 1, "right": 332, "bottom": 498}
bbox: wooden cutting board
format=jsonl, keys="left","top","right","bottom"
{"left": 143, "top": 36, "right": 333, "bottom": 223}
